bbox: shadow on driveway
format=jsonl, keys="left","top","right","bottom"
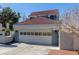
{"left": 0, "top": 43, "right": 17, "bottom": 48}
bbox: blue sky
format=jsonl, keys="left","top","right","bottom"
{"left": 0, "top": 3, "right": 79, "bottom": 22}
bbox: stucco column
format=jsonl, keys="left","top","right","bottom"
{"left": 59, "top": 31, "right": 60, "bottom": 50}
{"left": 7, "top": 23, "right": 9, "bottom": 29}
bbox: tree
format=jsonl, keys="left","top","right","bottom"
{"left": 62, "top": 8, "right": 79, "bottom": 30}
{"left": 0, "top": 7, "right": 21, "bottom": 30}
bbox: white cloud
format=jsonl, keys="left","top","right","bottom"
{"left": 0, "top": 3, "right": 12, "bottom": 8}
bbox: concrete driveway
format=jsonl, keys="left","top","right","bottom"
{"left": 0, "top": 43, "right": 59, "bottom": 55}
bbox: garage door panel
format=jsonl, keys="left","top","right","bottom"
{"left": 19, "top": 35, "right": 52, "bottom": 45}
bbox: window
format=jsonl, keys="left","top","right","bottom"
{"left": 50, "top": 15, "right": 57, "bottom": 20}
{"left": 38, "top": 32, "right": 42, "bottom": 36}
{"left": 20, "top": 32, "right": 52, "bottom": 36}
{"left": 24, "top": 32, "right": 26, "bottom": 35}
{"left": 43, "top": 32, "right": 47, "bottom": 36}
{"left": 20, "top": 32, "right": 23, "bottom": 35}
{"left": 26, "top": 32, "right": 30, "bottom": 35}
{"left": 47, "top": 32, "right": 52, "bottom": 36}
{"left": 35, "top": 32, "right": 38, "bottom": 35}
{"left": 41, "top": 15, "right": 57, "bottom": 20}
{"left": 30, "top": 32, "right": 34, "bottom": 35}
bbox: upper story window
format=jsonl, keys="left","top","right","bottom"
{"left": 50, "top": 15, "right": 57, "bottom": 20}
{"left": 41, "top": 15, "right": 57, "bottom": 20}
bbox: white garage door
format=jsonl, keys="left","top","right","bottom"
{"left": 18, "top": 30, "right": 59, "bottom": 45}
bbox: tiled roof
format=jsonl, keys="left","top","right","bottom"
{"left": 29, "top": 9, "right": 59, "bottom": 17}
{"left": 20, "top": 17, "right": 60, "bottom": 25}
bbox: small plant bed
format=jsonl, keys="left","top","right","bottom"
{"left": 2, "top": 29, "right": 11, "bottom": 36}
{"left": 48, "top": 50, "right": 78, "bottom": 55}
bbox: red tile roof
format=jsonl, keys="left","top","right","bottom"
{"left": 20, "top": 17, "right": 60, "bottom": 25}
{"left": 29, "top": 9, "right": 59, "bottom": 17}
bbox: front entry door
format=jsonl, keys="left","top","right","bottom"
{"left": 14, "top": 31, "right": 19, "bottom": 42}
{"left": 52, "top": 30, "right": 59, "bottom": 46}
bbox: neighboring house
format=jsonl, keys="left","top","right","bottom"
{"left": 0, "top": 24, "right": 3, "bottom": 37}
{"left": 14, "top": 9, "right": 61, "bottom": 46}
{"left": 0, "top": 24, "right": 13, "bottom": 43}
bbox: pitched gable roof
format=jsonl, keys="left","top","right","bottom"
{"left": 20, "top": 17, "right": 60, "bottom": 25}
{"left": 29, "top": 9, "right": 59, "bottom": 17}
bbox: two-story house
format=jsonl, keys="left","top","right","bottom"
{"left": 14, "top": 9, "right": 61, "bottom": 46}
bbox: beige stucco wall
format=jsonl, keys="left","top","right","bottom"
{"left": 60, "top": 31, "right": 79, "bottom": 50}
{"left": 0, "top": 31, "right": 13, "bottom": 43}
{"left": 0, "top": 24, "right": 2, "bottom": 30}
{"left": 73, "top": 35, "right": 79, "bottom": 50}
{"left": 13, "top": 24, "right": 59, "bottom": 30}
{"left": 60, "top": 31, "right": 74, "bottom": 50}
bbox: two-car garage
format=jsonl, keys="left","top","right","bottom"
{"left": 14, "top": 29, "right": 59, "bottom": 46}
